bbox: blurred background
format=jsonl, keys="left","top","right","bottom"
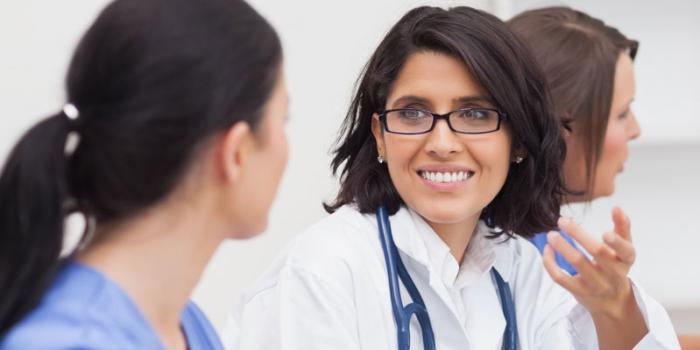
{"left": 1, "top": 0, "right": 698, "bottom": 333}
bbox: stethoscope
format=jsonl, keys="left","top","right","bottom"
{"left": 376, "top": 205, "right": 518, "bottom": 350}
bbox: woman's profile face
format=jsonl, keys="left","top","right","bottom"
{"left": 564, "top": 53, "right": 641, "bottom": 200}
{"left": 371, "top": 51, "right": 513, "bottom": 231}
{"left": 230, "top": 71, "right": 289, "bottom": 237}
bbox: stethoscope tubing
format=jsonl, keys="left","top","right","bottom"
{"left": 376, "top": 205, "right": 517, "bottom": 350}
{"left": 377, "top": 205, "right": 436, "bottom": 350}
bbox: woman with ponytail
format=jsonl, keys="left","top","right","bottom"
{"left": 0, "top": 0, "right": 287, "bottom": 348}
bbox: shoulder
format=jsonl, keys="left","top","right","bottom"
{"left": 231, "top": 206, "right": 381, "bottom": 344}
{"left": 497, "top": 234, "right": 560, "bottom": 292}
{"left": 491, "top": 232, "right": 542, "bottom": 273}
{"left": 1, "top": 299, "right": 127, "bottom": 350}
{"left": 489, "top": 231, "right": 574, "bottom": 307}
{"left": 287, "top": 205, "right": 377, "bottom": 265}
{"left": 181, "top": 302, "right": 224, "bottom": 350}
{"left": 1, "top": 262, "right": 161, "bottom": 349}
{"left": 503, "top": 235, "right": 576, "bottom": 330}
{"left": 241, "top": 205, "right": 381, "bottom": 301}
{"left": 511, "top": 234, "right": 546, "bottom": 265}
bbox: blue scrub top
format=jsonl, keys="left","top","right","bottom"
{"left": 1, "top": 260, "right": 224, "bottom": 350}
{"left": 529, "top": 230, "right": 579, "bottom": 275}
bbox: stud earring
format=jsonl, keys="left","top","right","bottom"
{"left": 377, "top": 155, "right": 385, "bottom": 164}
{"left": 514, "top": 156, "right": 524, "bottom": 164}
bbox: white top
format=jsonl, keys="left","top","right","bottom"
{"left": 222, "top": 205, "right": 680, "bottom": 350}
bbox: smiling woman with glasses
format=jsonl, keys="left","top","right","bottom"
{"left": 223, "top": 5, "right": 679, "bottom": 350}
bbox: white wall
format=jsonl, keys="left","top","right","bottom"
{"left": 0, "top": 0, "right": 112, "bottom": 164}
{"left": 1, "top": 0, "right": 698, "bottom": 331}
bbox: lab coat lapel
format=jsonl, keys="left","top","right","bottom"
{"left": 390, "top": 208, "right": 459, "bottom": 309}
{"left": 464, "top": 224, "right": 513, "bottom": 350}
{"left": 463, "top": 271, "right": 507, "bottom": 350}
{"left": 386, "top": 207, "right": 431, "bottom": 280}
{"left": 389, "top": 208, "right": 472, "bottom": 347}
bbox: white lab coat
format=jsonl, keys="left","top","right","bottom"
{"left": 222, "top": 205, "right": 680, "bottom": 350}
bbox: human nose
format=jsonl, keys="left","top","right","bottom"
{"left": 424, "top": 119, "right": 463, "bottom": 158}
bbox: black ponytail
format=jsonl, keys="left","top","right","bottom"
{"left": 0, "top": 0, "right": 281, "bottom": 335}
{"left": 0, "top": 113, "right": 75, "bottom": 333}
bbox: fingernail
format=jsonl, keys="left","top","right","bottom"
{"left": 547, "top": 231, "right": 558, "bottom": 241}
{"left": 558, "top": 217, "right": 569, "bottom": 226}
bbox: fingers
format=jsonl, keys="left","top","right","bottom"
{"left": 558, "top": 216, "right": 633, "bottom": 270}
{"left": 612, "top": 207, "right": 632, "bottom": 242}
{"left": 546, "top": 214, "right": 639, "bottom": 311}
{"left": 603, "top": 231, "right": 636, "bottom": 264}
{"left": 542, "top": 244, "right": 579, "bottom": 292}
{"left": 558, "top": 218, "right": 616, "bottom": 258}
{"left": 547, "top": 231, "right": 606, "bottom": 287}
{"left": 608, "top": 207, "right": 636, "bottom": 264}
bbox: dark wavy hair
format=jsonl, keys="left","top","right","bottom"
{"left": 0, "top": 0, "right": 281, "bottom": 335}
{"left": 324, "top": 6, "right": 566, "bottom": 238}
{"left": 508, "top": 7, "right": 638, "bottom": 198}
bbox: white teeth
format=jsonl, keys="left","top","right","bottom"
{"left": 420, "top": 171, "right": 472, "bottom": 183}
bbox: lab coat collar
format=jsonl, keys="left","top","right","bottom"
{"left": 390, "top": 206, "right": 515, "bottom": 287}
{"left": 383, "top": 206, "right": 433, "bottom": 281}
{"left": 389, "top": 206, "right": 510, "bottom": 349}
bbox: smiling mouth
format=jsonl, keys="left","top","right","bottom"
{"left": 417, "top": 170, "right": 475, "bottom": 183}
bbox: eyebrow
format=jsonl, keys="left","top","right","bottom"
{"left": 455, "top": 96, "right": 494, "bottom": 107}
{"left": 390, "top": 95, "right": 494, "bottom": 109}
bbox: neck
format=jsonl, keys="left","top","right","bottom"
{"left": 78, "top": 197, "right": 225, "bottom": 349}
{"left": 426, "top": 214, "right": 480, "bottom": 264}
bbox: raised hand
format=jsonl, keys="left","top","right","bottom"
{"left": 543, "top": 207, "right": 648, "bottom": 350}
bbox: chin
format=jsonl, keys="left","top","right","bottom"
{"left": 413, "top": 201, "right": 477, "bottom": 225}
{"left": 592, "top": 183, "right": 616, "bottom": 199}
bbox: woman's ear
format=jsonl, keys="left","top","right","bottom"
{"left": 512, "top": 144, "right": 528, "bottom": 163}
{"left": 218, "top": 121, "right": 253, "bottom": 183}
{"left": 371, "top": 113, "right": 386, "bottom": 158}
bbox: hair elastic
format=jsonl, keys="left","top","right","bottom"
{"left": 62, "top": 103, "right": 81, "bottom": 156}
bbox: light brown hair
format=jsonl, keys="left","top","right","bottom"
{"left": 508, "top": 7, "right": 638, "bottom": 197}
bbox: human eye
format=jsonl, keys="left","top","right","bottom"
{"left": 397, "top": 109, "right": 427, "bottom": 120}
{"left": 618, "top": 108, "right": 630, "bottom": 120}
{"left": 457, "top": 108, "right": 492, "bottom": 121}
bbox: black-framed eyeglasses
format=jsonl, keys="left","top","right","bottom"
{"left": 378, "top": 107, "right": 507, "bottom": 135}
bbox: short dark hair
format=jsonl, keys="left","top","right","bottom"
{"left": 325, "top": 6, "right": 566, "bottom": 239}
{"left": 508, "top": 7, "right": 638, "bottom": 198}
{"left": 0, "top": 0, "right": 281, "bottom": 334}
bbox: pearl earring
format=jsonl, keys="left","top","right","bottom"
{"left": 515, "top": 156, "right": 524, "bottom": 164}
{"left": 377, "top": 155, "right": 385, "bottom": 164}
